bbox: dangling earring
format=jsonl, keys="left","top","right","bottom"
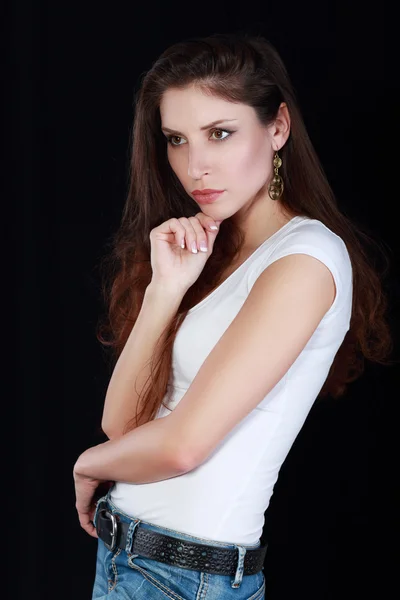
{"left": 268, "top": 152, "right": 284, "bottom": 200}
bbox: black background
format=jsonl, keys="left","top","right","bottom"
{"left": 6, "top": 1, "right": 398, "bottom": 598}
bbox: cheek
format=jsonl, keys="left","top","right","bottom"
{"left": 228, "top": 140, "right": 271, "bottom": 188}
{"left": 167, "top": 151, "right": 191, "bottom": 186}
{"left": 167, "top": 148, "right": 180, "bottom": 173}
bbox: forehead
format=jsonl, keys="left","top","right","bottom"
{"left": 159, "top": 85, "right": 252, "bottom": 126}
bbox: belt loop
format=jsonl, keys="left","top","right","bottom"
{"left": 231, "top": 545, "right": 247, "bottom": 588}
{"left": 92, "top": 494, "right": 109, "bottom": 529}
{"left": 125, "top": 519, "right": 141, "bottom": 556}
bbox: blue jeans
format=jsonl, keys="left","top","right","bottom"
{"left": 91, "top": 488, "right": 266, "bottom": 599}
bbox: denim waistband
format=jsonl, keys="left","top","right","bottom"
{"left": 93, "top": 486, "right": 262, "bottom": 589}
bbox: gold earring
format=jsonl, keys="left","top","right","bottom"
{"left": 268, "top": 152, "right": 284, "bottom": 200}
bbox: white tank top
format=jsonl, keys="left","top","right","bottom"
{"left": 110, "top": 216, "right": 353, "bottom": 545}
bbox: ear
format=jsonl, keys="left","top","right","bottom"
{"left": 270, "top": 102, "right": 291, "bottom": 151}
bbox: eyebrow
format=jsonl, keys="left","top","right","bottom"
{"left": 161, "top": 119, "right": 238, "bottom": 135}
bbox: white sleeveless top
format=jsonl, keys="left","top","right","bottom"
{"left": 110, "top": 216, "right": 353, "bottom": 545}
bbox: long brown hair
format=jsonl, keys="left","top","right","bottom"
{"left": 95, "top": 31, "right": 394, "bottom": 435}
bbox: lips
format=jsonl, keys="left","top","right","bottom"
{"left": 192, "top": 189, "right": 224, "bottom": 195}
{"left": 193, "top": 191, "right": 224, "bottom": 204}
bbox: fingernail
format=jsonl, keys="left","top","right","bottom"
{"left": 209, "top": 225, "right": 218, "bottom": 230}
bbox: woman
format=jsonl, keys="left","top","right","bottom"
{"left": 73, "top": 31, "right": 393, "bottom": 599}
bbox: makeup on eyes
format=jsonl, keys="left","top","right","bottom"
{"left": 161, "top": 118, "right": 238, "bottom": 136}
{"left": 165, "top": 128, "right": 235, "bottom": 146}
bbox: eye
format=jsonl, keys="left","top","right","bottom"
{"left": 210, "top": 128, "right": 232, "bottom": 142}
{"left": 166, "top": 128, "right": 234, "bottom": 147}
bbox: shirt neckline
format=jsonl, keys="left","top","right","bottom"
{"left": 187, "top": 215, "right": 305, "bottom": 315}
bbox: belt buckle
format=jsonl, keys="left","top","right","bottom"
{"left": 97, "top": 504, "right": 118, "bottom": 552}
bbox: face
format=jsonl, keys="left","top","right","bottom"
{"left": 159, "top": 84, "right": 290, "bottom": 222}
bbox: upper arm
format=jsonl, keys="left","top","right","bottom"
{"left": 167, "top": 253, "right": 336, "bottom": 469}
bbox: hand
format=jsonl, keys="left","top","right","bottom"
{"left": 73, "top": 469, "right": 114, "bottom": 538}
{"left": 149, "top": 212, "right": 222, "bottom": 293}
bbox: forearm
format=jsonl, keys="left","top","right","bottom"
{"left": 74, "top": 414, "right": 192, "bottom": 484}
{"left": 102, "top": 282, "right": 184, "bottom": 436}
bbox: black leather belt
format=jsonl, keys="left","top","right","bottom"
{"left": 95, "top": 501, "right": 267, "bottom": 577}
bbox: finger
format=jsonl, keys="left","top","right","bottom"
{"left": 178, "top": 217, "right": 199, "bottom": 253}
{"left": 195, "top": 212, "right": 220, "bottom": 232}
{"left": 188, "top": 216, "right": 209, "bottom": 253}
{"left": 170, "top": 217, "right": 189, "bottom": 249}
{"left": 77, "top": 509, "right": 99, "bottom": 538}
{"left": 151, "top": 218, "right": 187, "bottom": 249}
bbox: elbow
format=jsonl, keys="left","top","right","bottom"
{"left": 101, "top": 421, "right": 125, "bottom": 440}
{"left": 164, "top": 437, "right": 198, "bottom": 473}
{"left": 172, "top": 447, "right": 199, "bottom": 473}
{"left": 100, "top": 420, "right": 111, "bottom": 438}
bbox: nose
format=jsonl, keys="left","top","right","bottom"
{"left": 187, "top": 147, "right": 211, "bottom": 180}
